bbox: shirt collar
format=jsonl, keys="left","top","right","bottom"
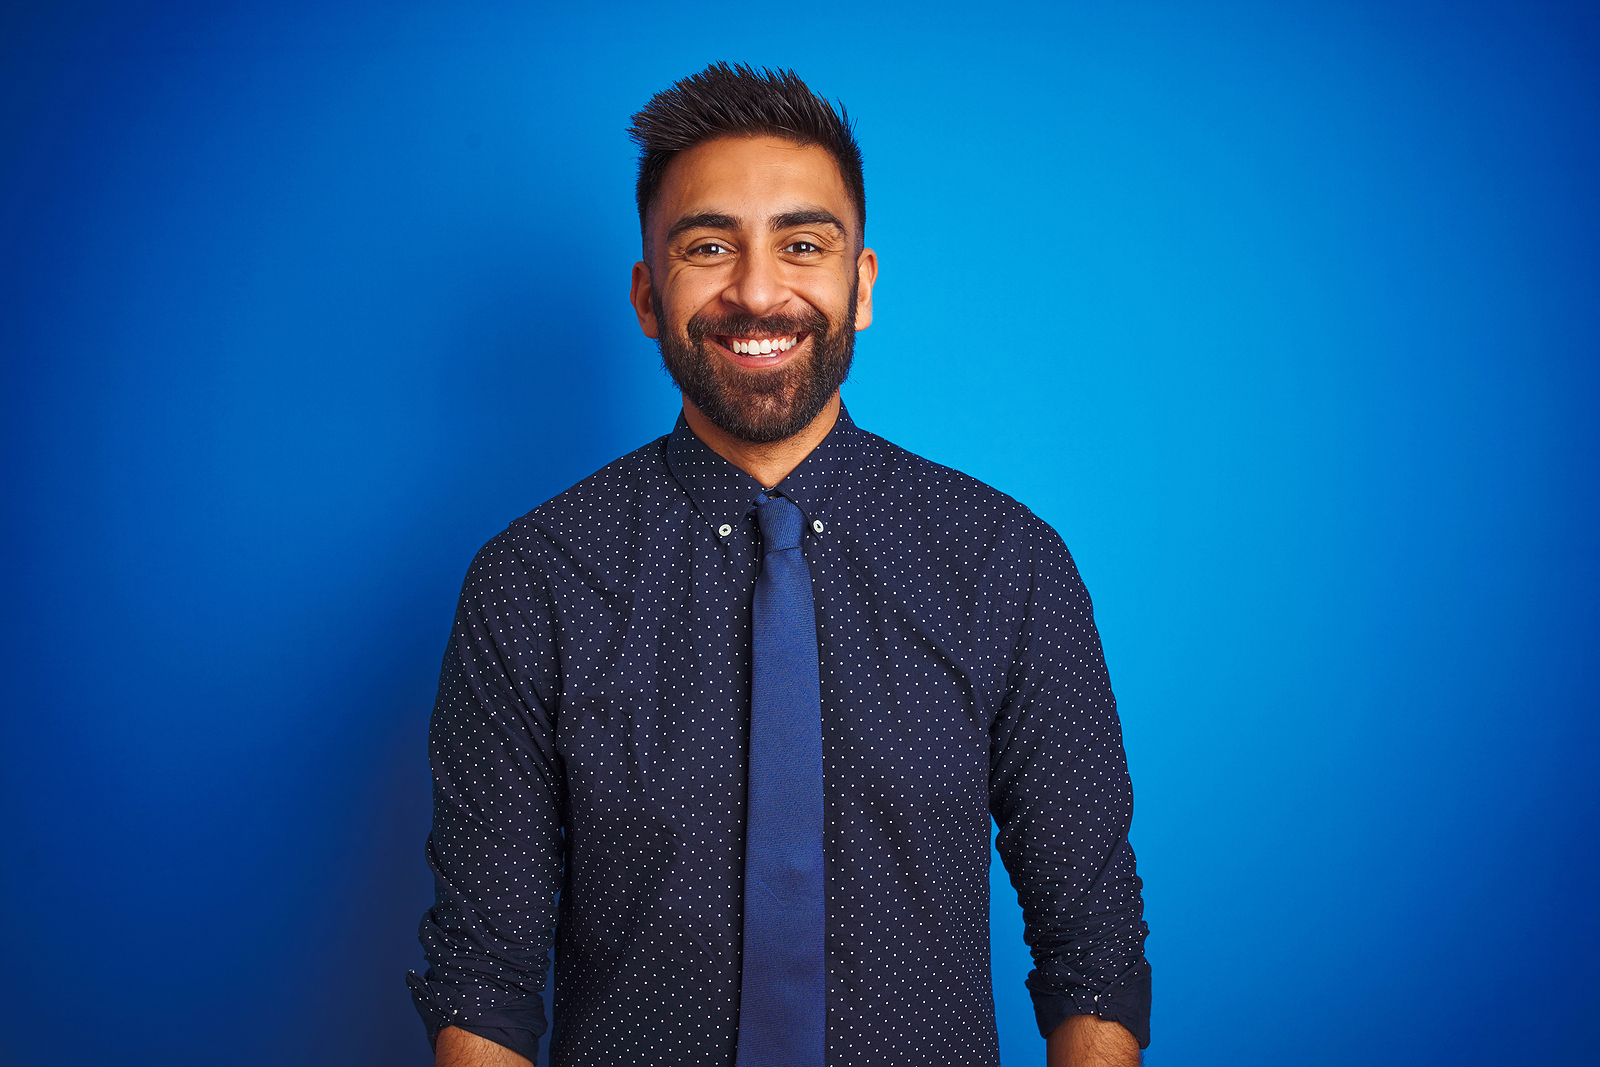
{"left": 664, "top": 403, "right": 881, "bottom": 530}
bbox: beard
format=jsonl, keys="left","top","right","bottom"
{"left": 654, "top": 286, "right": 856, "bottom": 445}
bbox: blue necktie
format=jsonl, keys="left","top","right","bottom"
{"left": 736, "top": 493, "right": 826, "bottom": 1067}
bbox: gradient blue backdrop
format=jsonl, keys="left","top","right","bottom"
{"left": 3, "top": 2, "right": 1596, "bottom": 1064}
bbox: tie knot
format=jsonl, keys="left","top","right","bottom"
{"left": 756, "top": 494, "right": 804, "bottom": 553}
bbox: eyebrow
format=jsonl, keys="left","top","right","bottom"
{"left": 665, "top": 208, "right": 849, "bottom": 244}
{"left": 772, "top": 209, "right": 846, "bottom": 234}
{"left": 665, "top": 212, "right": 738, "bottom": 242}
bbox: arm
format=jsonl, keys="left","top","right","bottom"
{"left": 407, "top": 534, "right": 566, "bottom": 1064}
{"left": 436, "top": 1025, "right": 535, "bottom": 1067}
{"left": 989, "top": 515, "right": 1151, "bottom": 1051}
{"left": 1046, "top": 1015, "right": 1140, "bottom": 1067}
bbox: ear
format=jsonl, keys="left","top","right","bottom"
{"left": 853, "top": 247, "right": 878, "bottom": 332}
{"left": 630, "top": 260, "right": 660, "bottom": 339}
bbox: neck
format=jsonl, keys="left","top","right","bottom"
{"left": 681, "top": 393, "right": 841, "bottom": 488}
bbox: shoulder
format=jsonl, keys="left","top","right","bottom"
{"left": 463, "top": 435, "right": 672, "bottom": 581}
{"left": 853, "top": 428, "right": 1065, "bottom": 552}
{"left": 516, "top": 435, "right": 670, "bottom": 534}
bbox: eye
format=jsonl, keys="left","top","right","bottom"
{"left": 785, "top": 241, "right": 820, "bottom": 255}
{"left": 688, "top": 241, "right": 730, "bottom": 256}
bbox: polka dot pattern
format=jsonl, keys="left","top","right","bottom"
{"left": 408, "top": 406, "right": 1150, "bottom": 1064}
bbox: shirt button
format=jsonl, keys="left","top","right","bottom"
{"left": 812, "top": 520, "right": 824, "bottom": 534}
{"left": 718, "top": 524, "right": 732, "bottom": 537}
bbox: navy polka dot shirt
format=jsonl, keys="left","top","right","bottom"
{"left": 408, "top": 407, "right": 1150, "bottom": 1065}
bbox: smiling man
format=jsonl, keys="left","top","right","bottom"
{"left": 409, "top": 64, "right": 1150, "bottom": 1067}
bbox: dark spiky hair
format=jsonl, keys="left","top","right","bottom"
{"left": 628, "top": 63, "right": 865, "bottom": 244}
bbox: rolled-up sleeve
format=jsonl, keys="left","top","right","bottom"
{"left": 988, "top": 514, "right": 1151, "bottom": 1048}
{"left": 407, "top": 532, "right": 566, "bottom": 1063}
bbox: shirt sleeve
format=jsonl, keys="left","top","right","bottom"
{"left": 406, "top": 531, "right": 565, "bottom": 1063}
{"left": 988, "top": 513, "right": 1151, "bottom": 1049}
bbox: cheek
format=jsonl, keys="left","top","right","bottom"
{"left": 790, "top": 269, "right": 852, "bottom": 309}
{"left": 660, "top": 276, "right": 723, "bottom": 330}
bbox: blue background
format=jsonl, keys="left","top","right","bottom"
{"left": 3, "top": 1, "right": 1596, "bottom": 1064}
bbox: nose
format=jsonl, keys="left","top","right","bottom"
{"left": 721, "top": 245, "right": 790, "bottom": 318}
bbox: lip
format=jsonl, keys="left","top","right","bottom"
{"left": 710, "top": 332, "right": 809, "bottom": 370}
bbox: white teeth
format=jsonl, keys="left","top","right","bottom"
{"left": 729, "top": 335, "right": 797, "bottom": 356}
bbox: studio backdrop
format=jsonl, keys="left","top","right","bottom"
{"left": 2, "top": 1, "right": 1596, "bottom": 1064}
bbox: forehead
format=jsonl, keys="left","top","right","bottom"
{"left": 652, "top": 135, "right": 852, "bottom": 236}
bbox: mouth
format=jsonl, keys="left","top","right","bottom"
{"left": 713, "top": 333, "right": 806, "bottom": 363}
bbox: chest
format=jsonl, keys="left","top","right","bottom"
{"left": 544, "top": 520, "right": 1018, "bottom": 814}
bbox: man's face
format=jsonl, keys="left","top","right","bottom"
{"left": 630, "top": 136, "right": 877, "bottom": 445}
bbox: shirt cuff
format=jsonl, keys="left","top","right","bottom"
{"left": 408, "top": 970, "right": 547, "bottom": 1060}
{"left": 1029, "top": 962, "right": 1152, "bottom": 1049}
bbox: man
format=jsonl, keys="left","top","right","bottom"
{"left": 409, "top": 63, "right": 1150, "bottom": 1067}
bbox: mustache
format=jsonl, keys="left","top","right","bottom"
{"left": 685, "top": 308, "right": 830, "bottom": 343}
